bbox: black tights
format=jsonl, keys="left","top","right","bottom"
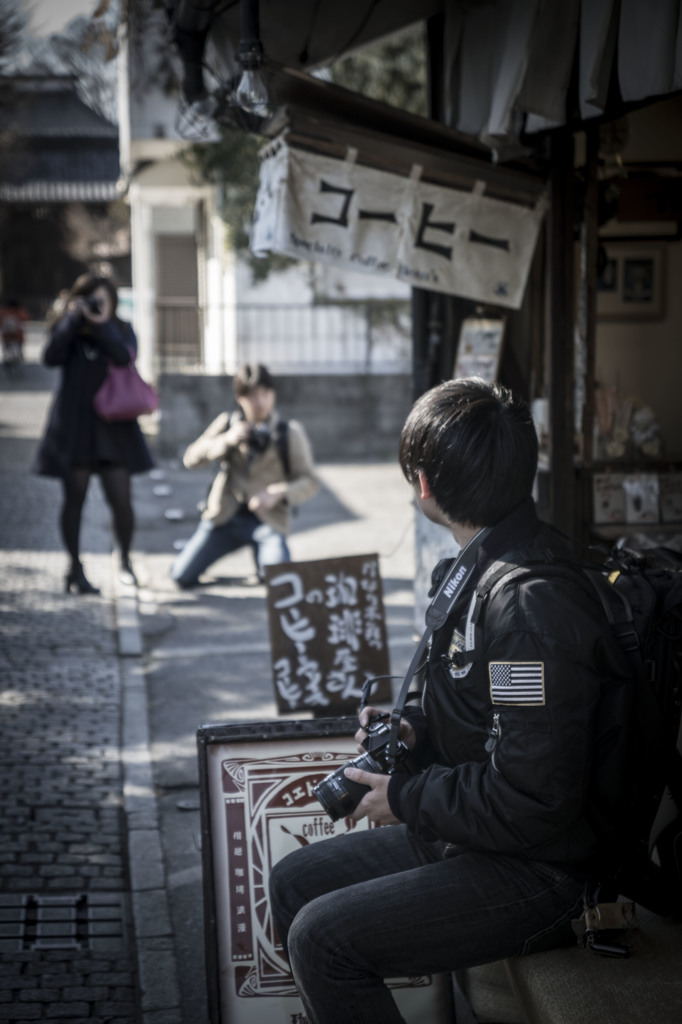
{"left": 60, "top": 465, "right": 134, "bottom": 567}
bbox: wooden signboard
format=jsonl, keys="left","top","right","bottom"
{"left": 197, "top": 718, "right": 456, "bottom": 1024}
{"left": 264, "top": 554, "right": 392, "bottom": 715}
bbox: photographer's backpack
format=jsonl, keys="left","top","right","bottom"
{"left": 585, "top": 545, "right": 682, "bottom": 919}
{"left": 471, "top": 544, "right": 682, "bottom": 921}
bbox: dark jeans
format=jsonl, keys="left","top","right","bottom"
{"left": 269, "top": 824, "right": 585, "bottom": 1024}
{"left": 170, "top": 508, "right": 290, "bottom": 586}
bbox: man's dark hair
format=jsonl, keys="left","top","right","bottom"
{"left": 398, "top": 377, "right": 538, "bottom": 527}
{"left": 233, "top": 363, "right": 274, "bottom": 397}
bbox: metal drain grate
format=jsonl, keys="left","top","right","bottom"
{"left": 0, "top": 893, "right": 127, "bottom": 953}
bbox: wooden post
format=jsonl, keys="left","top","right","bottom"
{"left": 581, "top": 124, "right": 600, "bottom": 466}
{"left": 548, "top": 131, "right": 576, "bottom": 537}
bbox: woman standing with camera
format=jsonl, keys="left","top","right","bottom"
{"left": 33, "top": 273, "right": 154, "bottom": 594}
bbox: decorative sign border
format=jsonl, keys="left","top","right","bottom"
{"left": 197, "top": 718, "right": 455, "bottom": 1024}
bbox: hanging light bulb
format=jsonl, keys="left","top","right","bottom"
{"left": 235, "top": 0, "right": 272, "bottom": 121}
{"left": 235, "top": 65, "right": 270, "bottom": 118}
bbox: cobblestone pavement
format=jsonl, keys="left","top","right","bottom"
{"left": 0, "top": 352, "right": 141, "bottom": 1023}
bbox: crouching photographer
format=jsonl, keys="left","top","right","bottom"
{"left": 268, "top": 377, "right": 633, "bottom": 1024}
{"left": 170, "top": 363, "right": 318, "bottom": 587}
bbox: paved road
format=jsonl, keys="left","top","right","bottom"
{"left": 0, "top": 335, "right": 431, "bottom": 1023}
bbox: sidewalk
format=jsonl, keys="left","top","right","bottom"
{"left": 0, "top": 345, "right": 422, "bottom": 1023}
{"left": 126, "top": 453, "right": 418, "bottom": 1023}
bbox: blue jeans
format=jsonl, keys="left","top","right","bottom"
{"left": 170, "top": 508, "right": 290, "bottom": 587}
{"left": 269, "top": 825, "right": 585, "bottom": 1024}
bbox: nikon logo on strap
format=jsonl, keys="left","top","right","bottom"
{"left": 443, "top": 565, "right": 469, "bottom": 598}
{"left": 425, "top": 527, "right": 492, "bottom": 631}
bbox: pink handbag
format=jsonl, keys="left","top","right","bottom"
{"left": 93, "top": 359, "right": 159, "bottom": 422}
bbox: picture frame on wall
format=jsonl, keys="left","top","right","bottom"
{"left": 453, "top": 317, "right": 506, "bottom": 383}
{"left": 197, "top": 718, "right": 456, "bottom": 1024}
{"left": 597, "top": 243, "right": 665, "bottom": 321}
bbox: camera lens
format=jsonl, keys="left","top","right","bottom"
{"left": 313, "top": 752, "right": 383, "bottom": 822}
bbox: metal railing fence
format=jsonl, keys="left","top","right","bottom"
{"left": 154, "top": 300, "right": 412, "bottom": 374}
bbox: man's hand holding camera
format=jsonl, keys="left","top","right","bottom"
{"left": 341, "top": 706, "right": 417, "bottom": 826}
{"left": 342, "top": 769, "right": 397, "bottom": 825}
{"left": 355, "top": 705, "right": 417, "bottom": 754}
{"left": 313, "top": 706, "right": 417, "bottom": 823}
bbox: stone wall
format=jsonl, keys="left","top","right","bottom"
{"left": 156, "top": 373, "right": 414, "bottom": 463}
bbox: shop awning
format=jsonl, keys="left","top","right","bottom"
{"left": 198, "top": 0, "right": 682, "bottom": 148}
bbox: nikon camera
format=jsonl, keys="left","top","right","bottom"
{"left": 313, "top": 716, "right": 413, "bottom": 822}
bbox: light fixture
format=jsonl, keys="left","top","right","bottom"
{"left": 234, "top": 0, "right": 272, "bottom": 120}
{"left": 174, "top": 0, "right": 275, "bottom": 138}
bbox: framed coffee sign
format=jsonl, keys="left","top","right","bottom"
{"left": 197, "top": 718, "right": 455, "bottom": 1024}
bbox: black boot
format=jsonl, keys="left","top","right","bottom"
{"left": 119, "top": 555, "right": 138, "bottom": 586}
{"left": 65, "top": 562, "right": 100, "bottom": 595}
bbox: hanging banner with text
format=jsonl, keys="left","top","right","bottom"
{"left": 264, "top": 554, "right": 391, "bottom": 715}
{"left": 252, "top": 141, "right": 547, "bottom": 309}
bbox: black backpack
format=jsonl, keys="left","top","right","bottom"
{"left": 463, "top": 544, "right": 682, "bottom": 919}
{"left": 583, "top": 545, "right": 682, "bottom": 918}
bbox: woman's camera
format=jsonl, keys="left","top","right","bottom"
{"left": 85, "top": 296, "right": 101, "bottom": 314}
{"left": 313, "top": 716, "right": 414, "bottom": 822}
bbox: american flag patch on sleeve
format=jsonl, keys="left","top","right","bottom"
{"left": 489, "top": 662, "right": 545, "bottom": 705}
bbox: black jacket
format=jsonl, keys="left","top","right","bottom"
{"left": 388, "top": 499, "right": 633, "bottom": 877}
{"left": 33, "top": 310, "right": 154, "bottom": 478}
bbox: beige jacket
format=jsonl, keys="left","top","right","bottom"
{"left": 182, "top": 411, "right": 318, "bottom": 534}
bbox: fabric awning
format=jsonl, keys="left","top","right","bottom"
{"left": 444, "top": 0, "right": 682, "bottom": 149}
{"left": 198, "top": 0, "right": 682, "bottom": 153}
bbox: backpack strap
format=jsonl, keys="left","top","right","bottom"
{"left": 274, "top": 418, "right": 290, "bottom": 478}
{"left": 445, "top": 557, "right": 577, "bottom": 668}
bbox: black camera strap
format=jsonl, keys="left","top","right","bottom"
{"left": 385, "top": 526, "right": 492, "bottom": 767}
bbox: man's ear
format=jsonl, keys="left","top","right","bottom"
{"left": 417, "top": 469, "right": 433, "bottom": 500}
